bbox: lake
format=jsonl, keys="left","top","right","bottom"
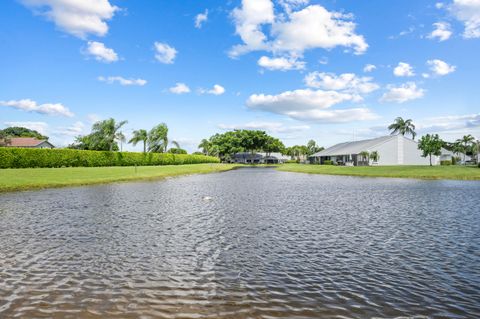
{"left": 1, "top": 167, "right": 479, "bottom": 318}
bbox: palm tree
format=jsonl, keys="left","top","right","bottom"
{"left": 148, "top": 123, "right": 169, "bottom": 153}
{"left": 0, "top": 131, "right": 11, "bottom": 147}
{"left": 91, "top": 118, "right": 128, "bottom": 151}
{"left": 388, "top": 117, "right": 416, "bottom": 140}
{"left": 369, "top": 151, "right": 380, "bottom": 163}
{"left": 171, "top": 140, "right": 181, "bottom": 149}
{"left": 198, "top": 139, "right": 211, "bottom": 156}
{"left": 129, "top": 129, "right": 148, "bottom": 153}
{"left": 456, "top": 134, "right": 475, "bottom": 165}
{"left": 359, "top": 151, "right": 370, "bottom": 166}
{"left": 116, "top": 132, "right": 126, "bottom": 152}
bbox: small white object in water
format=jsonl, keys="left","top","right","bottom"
{"left": 202, "top": 196, "right": 213, "bottom": 201}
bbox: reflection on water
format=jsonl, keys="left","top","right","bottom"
{"left": 1, "top": 167, "right": 479, "bottom": 318}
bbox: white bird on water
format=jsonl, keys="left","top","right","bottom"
{"left": 202, "top": 196, "right": 213, "bottom": 201}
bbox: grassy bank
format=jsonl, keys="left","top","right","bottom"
{"left": 277, "top": 164, "right": 480, "bottom": 180}
{"left": 0, "top": 164, "right": 238, "bottom": 193}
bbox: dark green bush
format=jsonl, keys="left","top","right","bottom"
{"left": 323, "top": 160, "right": 334, "bottom": 165}
{"left": 440, "top": 160, "right": 452, "bottom": 166}
{"left": 285, "top": 159, "right": 297, "bottom": 164}
{"left": 0, "top": 148, "right": 219, "bottom": 169}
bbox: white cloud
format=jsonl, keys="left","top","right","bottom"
{"left": 169, "top": 83, "right": 191, "bottom": 94}
{"left": 20, "top": 0, "right": 118, "bottom": 38}
{"left": 428, "top": 22, "right": 453, "bottom": 41}
{"left": 98, "top": 76, "right": 147, "bottom": 86}
{"left": 258, "top": 55, "right": 305, "bottom": 71}
{"left": 450, "top": 0, "right": 480, "bottom": 38}
{"left": 230, "top": 1, "right": 367, "bottom": 57}
{"left": 363, "top": 64, "right": 376, "bottom": 72}
{"left": 304, "top": 72, "right": 379, "bottom": 96}
{"left": 154, "top": 42, "right": 177, "bottom": 64}
{"left": 380, "top": 82, "right": 425, "bottom": 103}
{"left": 427, "top": 59, "right": 456, "bottom": 76}
{"left": 278, "top": 0, "right": 310, "bottom": 13}
{"left": 436, "top": 2, "right": 445, "bottom": 9}
{"left": 195, "top": 10, "right": 208, "bottom": 28}
{"left": 246, "top": 89, "right": 377, "bottom": 123}
{"left": 200, "top": 84, "right": 226, "bottom": 95}
{"left": 56, "top": 121, "right": 85, "bottom": 136}
{"left": 218, "top": 121, "right": 310, "bottom": 134}
{"left": 421, "top": 113, "right": 480, "bottom": 132}
{"left": 271, "top": 5, "right": 368, "bottom": 55}
{"left": 85, "top": 41, "right": 118, "bottom": 63}
{"left": 4, "top": 121, "right": 49, "bottom": 135}
{"left": 393, "top": 62, "right": 415, "bottom": 77}
{"left": 0, "top": 99, "right": 74, "bottom": 117}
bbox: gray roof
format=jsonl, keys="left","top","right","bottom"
{"left": 311, "top": 135, "right": 396, "bottom": 157}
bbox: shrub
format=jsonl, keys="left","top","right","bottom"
{"left": 323, "top": 160, "right": 334, "bottom": 165}
{"left": 285, "top": 160, "right": 297, "bottom": 164}
{"left": 440, "top": 160, "right": 452, "bottom": 166}
{"left": 0, "top": 148, "right": 219, "bottom": 169}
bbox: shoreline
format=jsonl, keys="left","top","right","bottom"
{"left": 276, "top": 164, "right": 480, "bottom": 181}
{"left": 0, "top": 164, "right": 239, "bottom": 194}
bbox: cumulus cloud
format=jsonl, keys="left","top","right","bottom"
{"left": 304, "top": 72, "right": 379, "bottom": 96}
{"left": 450, "top": 0, "right": 480, "bottom": 38}
{"left": 427, "top": 59, "right": 456, "bottom": 76}
{"left": 20, "top": 0, "right": 118, "bottom": 38}
{"left": 218, "top": 121, "right": 310, "bottom": 134}
{"left": 195, "top": 10, "right": 208, "bottom": 28}
{"left": 98, "top": 76, "right": 147, "bottom": 86}
{"left": 420, "top": 113, "right": 480, "bottom": 132}
{"left": 230, "top": 1, "right": 367, "bottom": 58}
{"left": 4, "top": 121, "right": 49, "bottom": 135}
{"left": 246, "top": 89, "right": 377, "bottom": 123}
{"left": 393, "top": 62, "right": 415, "bottom": 77}
{"left": 85, "top": 41, "right": 118, "bottom": 63}
{"left": 380, "top": 82, "right": 425, "bottom": 103}
{"left": 200, "top": 84, "right": 226, "bottom": 95}
{"left": 154, "top": 42, "right": 177, "bottom": 64}
{"left": 0, "top": 99, "right": 74, "bottom": 117}
{"left": 428, "top": 22, "right": 453, "bottom": 41}
{"left": 258, "top": 55, "right": 305, "bottom": 71}
{"left": 363, "top": 64, "right": 376, "bottom": 72}
{"left": 56, "top": 121, "right": 85, "bottom": 136}
{"left": 169, "top": 83, "right": 191, "bottom": 94}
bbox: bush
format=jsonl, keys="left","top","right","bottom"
{"left": 0, "top": 148, "right": 219, "bottom": 169}
{"left": 323, "top": 160, "right": 334, "bottom": 165}
{"left": 440, "top": 160, "right": 452, "bottom": 166}
{"left": 285, "top": 159, "right": 297, "bottom": 164}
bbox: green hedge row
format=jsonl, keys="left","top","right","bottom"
{"left": 0, "top": 148, "right": 219, "bottom": 169}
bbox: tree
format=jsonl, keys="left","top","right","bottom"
{"left": 307, "top": 140, "right": 324, "bottom": 155}
{"left": 116, "top": 131, "right": 126, "bottom": 152}
{"left": 198, "top": 139, "right": 212, "bottom": 156}
{"left": 456, "top": 134, "right": 475, "bottom": 165}
{"left": 388, "top": 117, "right": 416, "bottom": 140}
{"left": 129, "top": 129, "right": 148, "bottom": 153}
{"left": 148, "top": 123, "right": 169, "bottom": 153}
{"left": 359, "top": 151, "right": 370, "bottom": 165}
{"left": 263, "top": 136, "right": 285, "bottom": 157}
{"left": 91, "top": 118, "right": 128, "bottom": 151}
{"left": 0, "top": 130, "right": 11, "bottom": 147}
{"left": 418, "top": 134, "right": 443, "bottom": 166}
{"left": 168, "top": 148, "right": 187, "bottom": 154}
{"left": 369, "top": 151, "right": 380, "bottom": 163}
{"left": 1, "top": 126, "right": 48, "bottom": 140}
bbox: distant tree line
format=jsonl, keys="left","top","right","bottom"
{"left": 197, "top": 129, "right": 323, "bottom": 162}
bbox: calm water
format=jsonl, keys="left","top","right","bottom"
{"left": 1, "top": 167, "right": 480, "bottom": 318}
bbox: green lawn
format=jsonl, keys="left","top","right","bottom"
{"left": 0, "top": 164, "right": 238, "bottom": 193}
{"left": 277, "top": 164, "right": 480, "bottom": 180}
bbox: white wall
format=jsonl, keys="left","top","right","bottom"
{"left": 369, "top": 135, "right": 436, "bottom": 165}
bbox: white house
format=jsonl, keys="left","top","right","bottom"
{"left": 310, "top": 135, "right": 452, "bottom": 166}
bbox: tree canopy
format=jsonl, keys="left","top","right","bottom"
{"left": 418, "top": 134, "right": 443, "bottom": 166}
{"left": 388, "top": 117, "right": 416, "bottom": 140}
{"left": 0, "top": 126, "right": 48, "bottom": 140}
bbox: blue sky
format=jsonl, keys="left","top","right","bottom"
{"left": 1, "top": 0, "right": 479, "bottom": 151}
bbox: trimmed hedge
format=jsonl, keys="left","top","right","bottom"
{"left": 440, "top": 160, "right": 452, "bottom": 166}
{"left": 0, "top": 148, "right": 220, "bottom": 169}
{"left": 323, "top": 160, "right": 334, "bottom": 165}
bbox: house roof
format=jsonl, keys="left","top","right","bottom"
{"left": 311, "top": 135, "right": 397, "bottom": 157}
{"left": 8, "top": 137, "right": 53, "bottom": 147}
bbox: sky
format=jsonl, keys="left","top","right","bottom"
{"left": 1, "top": 0, "right": 479, "bottom": 152}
